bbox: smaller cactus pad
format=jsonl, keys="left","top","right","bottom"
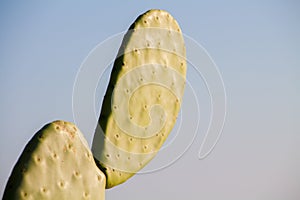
{"left": 3, "top": 120, "right": 106, "bottom": 200}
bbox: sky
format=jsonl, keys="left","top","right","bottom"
{"left": 0, "top": 1, "right": 299, "bottom": 199}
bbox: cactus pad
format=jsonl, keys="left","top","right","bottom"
{"left": 3, "top": 121, "right": 106, "bottom": 200}
{"left": 92, "top": 9, "right": 186, "bottom": 188}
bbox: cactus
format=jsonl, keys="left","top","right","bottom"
{"left": 3, "top": 9, "right": 186, "bottom": 199}
{"left": 92, "top": 9, "right": 186, "bottom": 188}
{"left": 3, "top": 121, "right": 106, "bottom": 200}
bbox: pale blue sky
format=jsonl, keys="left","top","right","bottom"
{"left": 0, "top": 1, "right": 299, "bottom": 199}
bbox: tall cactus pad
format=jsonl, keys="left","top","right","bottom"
{"left": 93, "top": 9, "right": 186, "bottom": 188}
{"left": 3, "top": 121, "right": 106, "bottom": 200}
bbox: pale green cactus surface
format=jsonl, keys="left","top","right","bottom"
{"left": 93, "top": 9, "right": 187, "bottom": 188}
{"left": 3, "top": 121, "right": 106, "bottom": 200}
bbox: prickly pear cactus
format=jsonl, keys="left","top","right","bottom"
{"left": 3, "top": 121, "right": 106, "bottom": 200}
{"left": 92, "top": 9, "right": 187, "bottom": 188}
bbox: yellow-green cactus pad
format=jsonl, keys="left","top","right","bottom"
{"left": 92, "top": 9, "right": 186, "bottom": 188}
{"left": 3, "top": 121, "right": 106, "bottom": 200}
